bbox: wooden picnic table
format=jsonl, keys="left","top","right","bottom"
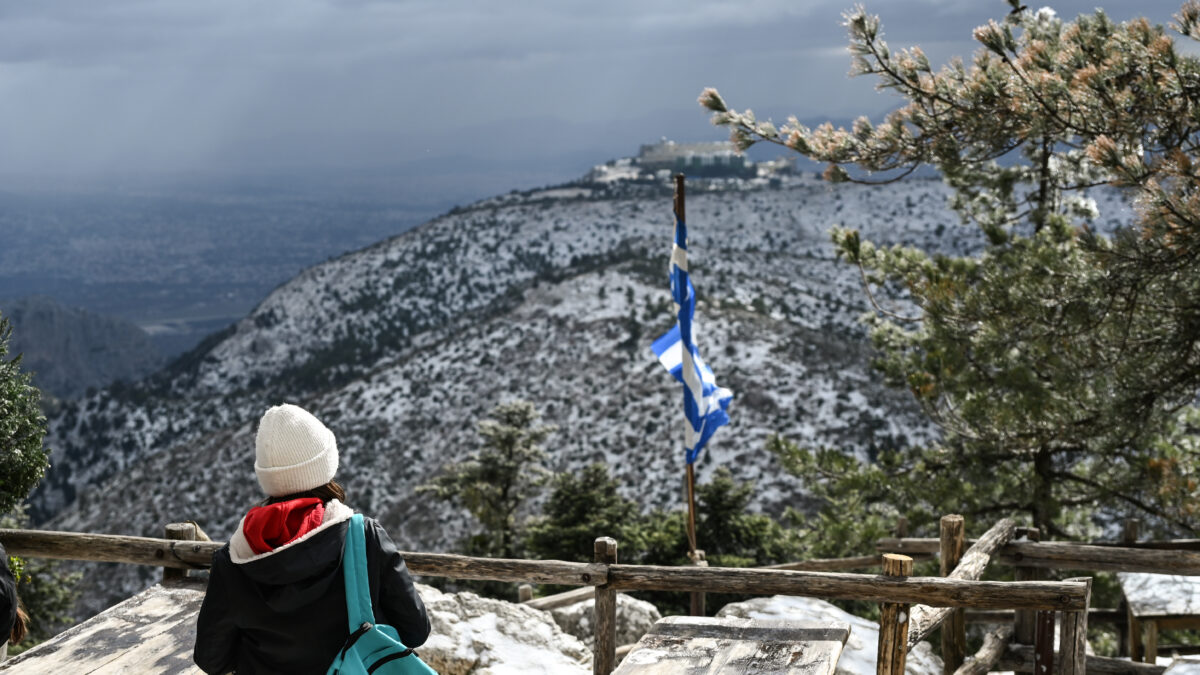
{"left": 612, "top": 615, "right": 850, "bottom": 674}
{"left": 1119, "top": 572, "right": 1200, "bottom": 664}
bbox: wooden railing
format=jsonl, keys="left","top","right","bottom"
{"left": 875, "top": 537, "right": 1200, "bottom": 575}
{"left": 0, "top": 525, "right": 1093, "bottom": 675}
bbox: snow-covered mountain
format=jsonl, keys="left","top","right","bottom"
{"left": 29, "top": 161, "right": 1135, "bottom": 614}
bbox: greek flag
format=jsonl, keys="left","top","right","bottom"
{"left": 651, "top": 216, "right": 733, "bottom": 464}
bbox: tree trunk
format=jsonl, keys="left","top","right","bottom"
{"left": 1032, "top": 448, "right": 1054, "bottom": 535}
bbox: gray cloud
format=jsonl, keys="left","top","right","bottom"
{"left": 0, "top": 0, "right": 1190, "bottom": 185}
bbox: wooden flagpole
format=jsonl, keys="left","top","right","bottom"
{"left": 675, "top": 173, "right": 707, "bottom": 616}
{"left": 674, "top": 174, "right": 699, "bottom": 557}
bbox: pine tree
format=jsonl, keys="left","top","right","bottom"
{"left": 523, "top": 463, "right": 646, "bottom": 562}
{"left": 0, "top": 312, "right": 49, "bottom": 515}
{"left": 634, "top": 468, "right": 802, "bottom": 615}
{"left": 0, "top": 316, "right": 67, "bottom": 653}
{"left": 421, "top": 400, "right": 554, "bottom": 559}
{"left": 701, "top": 2, "right": 1200, "bottom": 536}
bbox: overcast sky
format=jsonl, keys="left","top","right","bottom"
{"left": 0, "top": 0, "right": 1191, "bottom": 194}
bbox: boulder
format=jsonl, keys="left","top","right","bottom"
{"left": 417, "top": 584, "right": 591, "bottom": 674}
{"left": 549, "top": 593, "right": 662, "bottom": 649}
{"left": 716, "top": 595, "right": 943, "bottom": 675}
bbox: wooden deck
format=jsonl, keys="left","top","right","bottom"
{"left": 0, "top": 580, "right": 205, "bottom": 674}
{"left": 612, "top": 616, "right": 849, "bottom": 674}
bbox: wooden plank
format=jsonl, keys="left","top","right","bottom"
{"left": 906, "top": 518, "right": 1016, "bottom": 649}
{"left": 877, "top": 536, "right": 1200, "bottom": 575}
{"left": 953, "top": 624, "right": 1012, "bottom": 675}
{"left": 523, "top": 586, "right": 594, "bottom": 611}
{"left": 594, "top": 537, "right": 618, "bottom": 675}
{"left": 1154, "top": 644, "right": 1200, "bottom": 655}
{"left": 1092, "top": 540, "right": 1200, "bottom": 551}
{"left": 998, "top": 542, "right": 1200, "bottom": 575}
{"left": 966, "top": 608, "right": 1122, "bottom": 624}
{"left": 879, "top": 536, "right": 1200, "bottom": 553}
{"left": 940, "top": 515, "right": 967, "bottom": 674}
{"left": 998, "top": 644, "right": 1168, "bottom": 674}
{"left": 0, "top": 581, "right": 206, "bottom": 673}
{"left": 0, "top": 529, "right": 220, "bottom": 569}
{"left": 612, "top": 616, "right": 848, "bottom": 675}
{"left": 1124, "top": 520, "right": 1142, "bottom": 546}
{"left": 162, "top": 523, "right": 196, "bottom": 583}
{"left": 403, "top": 553, "right": 609, "bottom": 585}
{"left": 765, "top": 553, "right": 934, "bottom": 571}
{"left": 0, "top": 529, "right": 609, "bottom": 585}
{"left": 1130, "top": 605, "right": 1144, "bottom": 663}
{"left": 1034, "top": 610, "right": 1055, "bottom": 675}
{"left": 1147, "top": 619, "right": 1158, "bottom": 665}
{"left": 1119, "top": 573, "right": 1200, "bottom": 618}
{"left": 1059, "top": 576, "right": 1092, "bottom": 675}
{"left": 878, "top": 554, "right": 912, "bottom": 675}
{"left": 688, "top": 549, "right": 707, "bottom": 617}
{"left": 1013, "top": 527, "right": 1042, "bottom": 648}
{"left": 1152, "top": 616, "right": 1200, "bottom": 631}
{"left": 606, "top": 566, "right": 1087, "bottom": 610}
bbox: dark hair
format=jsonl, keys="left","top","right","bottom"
{"left": 260, "top": 480, "right": 345, "bottom": 507}
{"left": 11, "top": 604, "right": 27, "bottom": 645}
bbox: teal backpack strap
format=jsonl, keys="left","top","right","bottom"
{"left": 343, "top": 513, "right": 375, "bottom": 632}
{"left": 330, "top": 513, "right": 431, "bottom": 674}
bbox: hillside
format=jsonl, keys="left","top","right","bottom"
{"left": 3, "top": 296, "right": 163, "bottom": 400}
{"left": 28, "top": 165, "right": 1134, "bottom": 614}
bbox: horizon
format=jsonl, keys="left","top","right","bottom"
{"left": 1, "top": 1, "right": 1192, "bottom": 205}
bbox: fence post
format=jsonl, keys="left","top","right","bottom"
{"left": 593, "top": 537, "right": 618, "bottom": 675}
{"left": 894, "top": 517, "right": 909, "bottom": 539}
{"left": 1013, "top": 526, "right": 1041, "bottom": 653}
{"left": 518, "top": 584, "right": 533, "bottom": 603}
{"left": 1122, "top": 518, "right": 1140, "bottom": 546}
{"left": 877, "top": 553, "right": 913, "bottom": 675}
{"left": 163, "top": 522, "right": 197, "bottom": 583}
{"left": 939, "top": 515, "right": 966, "bottom": 675}
{"left": 689, "top": 549, "right": 707, "bottom": 616}
{"left": 1119, "top": 518, "right": 1139, "bottom": 657}
{"left": 1034, "top": 610, "right": 1055, "bottom": 675}
{"left": 1059, "top": 577, "right": 1091, "bottom": 675}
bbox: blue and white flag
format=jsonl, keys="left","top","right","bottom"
{"left": 651, "top": 216, "right": 733, "bottom": 464}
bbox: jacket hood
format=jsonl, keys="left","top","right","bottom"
{"left": 225, "top": 500, "right": 355, "bottom": 612}
{"left": 230, "top": 499, "right": 354, "bottom": 565}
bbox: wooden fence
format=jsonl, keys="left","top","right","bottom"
{"left": 0, "top": 523, "right": 1097, "bottom": 675}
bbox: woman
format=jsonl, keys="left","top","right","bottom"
{"left": 194, "top": 404, "right": 430, "bottom": 674}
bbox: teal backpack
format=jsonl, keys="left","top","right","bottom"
{"left": 327, "top": 514, "right": 437, "bottom": 675}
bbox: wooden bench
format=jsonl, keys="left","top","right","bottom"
{"left": 1120, "top": 572, "right": 1200, "bottom": 663}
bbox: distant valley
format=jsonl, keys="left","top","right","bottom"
{"left": 0, "top": 179, "right": 454, "bottom": 360}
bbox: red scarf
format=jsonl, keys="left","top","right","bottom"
{"left": 242, "top": 497, "right": 326, "bottom": 554}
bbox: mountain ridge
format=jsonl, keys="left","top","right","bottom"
{"left": 31, "top": 164, "right": 1136, "bottom": 616}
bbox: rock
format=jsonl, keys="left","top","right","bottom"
{"left": 416, "top": 584, "right": 591, "bottom": 675}
{"left": 716, "top": 595, "right": 943, "bottom": 675}
{"left": 549, "top": 593, "right": 662, "bottom": 648}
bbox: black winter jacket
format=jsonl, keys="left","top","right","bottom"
{"left": 0, "top": 543, "right": 17, "bottom": 643}
{"left": 193, "top": 515, "right": 430, "bottom": 674}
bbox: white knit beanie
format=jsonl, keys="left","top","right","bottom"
{"left": 254, "top": 404, "right": 339, "bottom": 497}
